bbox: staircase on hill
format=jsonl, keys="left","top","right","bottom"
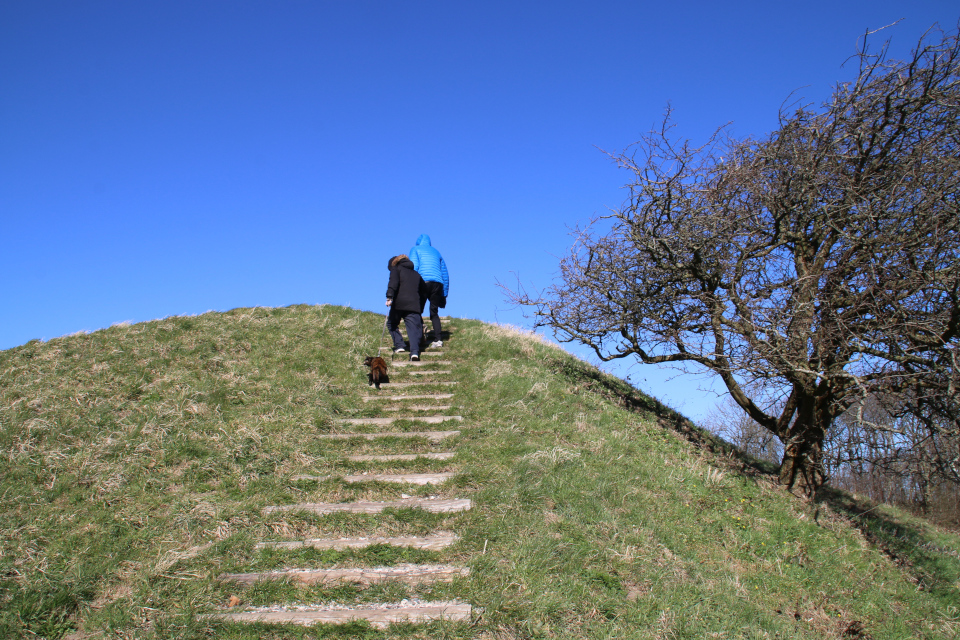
{"left": 198, "top": 317, "right": 474, "bottom": 630}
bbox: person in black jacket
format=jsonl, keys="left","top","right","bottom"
{"left": 385, "top": 254, "right": 426, "bottom": 361}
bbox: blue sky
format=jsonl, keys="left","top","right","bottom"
{"left": 2, "top": 1, "right": 956, "bottom": 420}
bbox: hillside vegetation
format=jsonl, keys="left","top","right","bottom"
{"left": 1, "top": 304, "right": 959, "bottom": 639}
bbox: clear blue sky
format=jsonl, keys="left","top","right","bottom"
{"left": 2, "top": 1, "right": 956, "bottom": 420}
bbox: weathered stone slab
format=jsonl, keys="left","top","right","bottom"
{"left": 391, "top": 360, "right": 453, "bottom": 367}
{"left": 262, "top": 498, "right": 471, "bottom": 516}
{"left": 374, "top": 381, "right": 458, "bottom": 388}
{"left": 345, "top": 452, "right": 455, "bottom": 462}
{"left": 220, "top": 564, "right": 469, "bottom": 586}
{"left": 292, "top": 472, "right": 455, "bottom": 485}
{"left": 343, "top": 472, "right": 455, "bottom": 484}
{"left": 336, "top": 416, "right": 462, "bottom": 425}
{"left": 383, "top": 404, "right": 453, "bottom": 411}
{"left": 317, "top": 430, "right": 459, "bottom": 442}
{"left": 254, "top": 532, "right": 459, "bottom": 551}
{"left": 404, "top": 370, "right": 452, "bottom": 376}
{"left": 201, "top": 602, "right": 472, "bottom": 628}
{"left": 362, "top": 393, "right": 454, "bottom": 402}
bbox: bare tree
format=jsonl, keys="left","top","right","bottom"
{"left": 703, "top": 397, "right": 783, "bottom": 465}
{"left": 507, "top": 26, "right": 960, "bottom": 497}
{"left": 825, "top": 396, "right": 960, "bottom": 521}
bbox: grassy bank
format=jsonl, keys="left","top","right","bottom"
{"left": 1, "top": 304, "right": 958, "bottom": 639}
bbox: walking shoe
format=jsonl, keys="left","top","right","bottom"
{"left": 432, "top": 340, "right": 443, "bottom": 348}
{"left": 393, "top": 347, "right": 406, "bottom": 354}
{"left": 410, "top": 354, "right": 420, "bottom": 361}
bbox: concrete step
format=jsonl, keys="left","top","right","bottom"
{"left": 201, "top": 601, "right": 472, "bottom": 628}
{"left": 262, "top": 498, "right": 471, "bottom": 516}
{"left": 374, "top": 381, "right": 458, "bottom": 388}
{"left": 255, "top": 532, "right": 459, "bottom": 551}
{"left": 292, "top": 472, "right": 456, "bottom": 485}
{"left": 383, "top": 404, "right": 453, "bottom": 411}
{"left": 404, "top": 370, "right": 452, "bottom": 376}
{"left": 361, "top": 393, "right": 454, "bottom": 402}
{"left": 317, "top": 430, "right": 459, "bottom": 442}
{"left": 391, "top": 360, "right": 453, "bottom": 367}
{"left": 336, "top": 415, "right": 462, "bottom": 426}
{"left": 345, "top": 452, "right": 455, "bottom": 462}
{"left": 220, "top": 564, "right": 469, "bottom": 586}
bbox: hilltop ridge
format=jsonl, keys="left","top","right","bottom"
{"left": 1, "top": 304, "right": 959, "bottom": 639}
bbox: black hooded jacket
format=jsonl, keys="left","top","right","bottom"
{"left": 386, "top": 257, "right": 426, "bottom": 313}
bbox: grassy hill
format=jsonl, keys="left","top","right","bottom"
{"left": 1, "top": 304, "right": 959, "bottom": 639}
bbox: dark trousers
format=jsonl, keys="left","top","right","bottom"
{"left": 388, "top": 308, "right": 423, "bottom": 355}
{"left": 423, "top": 281, "right": 445, "bottom": 338}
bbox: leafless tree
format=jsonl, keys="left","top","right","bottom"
{"left": 507, "top": 26, "right": 960, "bottom": 497}
{"left": 826, "top": 396, "right": 960, "bottom": 520}
{"left": 703, "top": 397, "right": 783, "bottom": 465}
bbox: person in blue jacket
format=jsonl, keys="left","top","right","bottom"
{"left": 409, "top": 234, "right": 449, "bottom": 347}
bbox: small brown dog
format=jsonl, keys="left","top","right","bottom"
{"left": 363, "top": 356, "right": 388, "bottom": 389}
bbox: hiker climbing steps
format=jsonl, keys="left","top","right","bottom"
{"left": 199, "top": 317, "right": 475, "bottom": 630}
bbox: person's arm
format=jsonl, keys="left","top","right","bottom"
{"left": 386, "top": 268, "right": 399, "bottom": 303}
{"left": 440, "top": 257, "right": 449, "bottom": 297}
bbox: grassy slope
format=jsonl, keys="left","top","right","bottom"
{"left": 0, "top": 304, "right": 958, "bottom": 639}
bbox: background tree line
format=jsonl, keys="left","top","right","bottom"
{"left": 705, "top": 396, "right": 960, "bottom": 525}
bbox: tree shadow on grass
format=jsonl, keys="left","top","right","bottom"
{"left": 552, "top": 355, "right": 960, "bottom": 608}
{"left": 816, "top": 486, "right": 960, "bottom": 607}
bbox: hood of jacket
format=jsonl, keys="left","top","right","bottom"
{"left": 394, "top": 257, "right": 415, "bottom": 270}
{"left": 415, "top": 234, "right": 432, "bottom": 247}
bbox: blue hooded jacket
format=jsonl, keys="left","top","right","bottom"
{"left": 409, "top": 234, "right": 449, "bottom": 297}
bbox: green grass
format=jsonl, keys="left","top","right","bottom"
{"left": 1, "top": 305, "right": 959, "bottom": 639}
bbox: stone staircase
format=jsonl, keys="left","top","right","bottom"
{"left": 199, "top": 318, "right": 474, "bottom": 630}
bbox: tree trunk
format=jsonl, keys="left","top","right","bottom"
{"left": 778, "top": 402, "right": 827, "bottom": 497}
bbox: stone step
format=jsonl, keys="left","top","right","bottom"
{"left": 220, "top": 564, "right": 469, "bottom": 586}
{"left": 395, "top": 335, "right": 454, "bottom": 344}
{"left": 383, "top": 405, "right": 453, "bottom": 411}
{"left": 391, "top": 360, "right": 453, "bottom": 367}
{"left": 254, "top": 532, "right": 459, "bottom": 551}
{"left": 202, "top": 601, "right": 471, "bottom": 628}
{"left": 345, "top": 452, "right": 455, "bottom": 462}
{"left": 317, "top": 430, "right": 459, "bottom": 442}
{"left": 362, "top": 393, "right": 454, "bottom": 402}
{"left": 391, "top": 343, "right": 449, "bottom": 349}
{"left": 262, "top": 498, "right": 471, "bottom": 516}
{"left": 292, "top": 472, "right": 456, "bottom": 485}
{"left": 336, "top": 416, "right": 462, "bottom": 426}
{"left": 404, "top": 370, "right": 452, "bottom": 376}
{"left": 374, "top": 381, "right": 458, "bottom": 388}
